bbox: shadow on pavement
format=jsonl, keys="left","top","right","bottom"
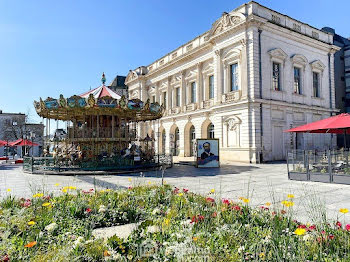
{"left": 76, "top": 176, "right": 127, "bottom": 190}
{"left": 0, "top": 164, "right": 22, "bottom": 171}
{"left": 103, "top": 164, "right": 261, "bottom": 178}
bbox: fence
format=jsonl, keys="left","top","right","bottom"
{"left": 287, "top": 149, "right": 350, "bottom": 184}
{"left": 23, "top": 154, "right": 173, "bottom": 174}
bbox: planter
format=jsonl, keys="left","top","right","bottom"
{"left": 288, "top": 172, "right": 308, "bottom": 181}
{"left": 332, "top": 174, "right": 350, "bottom": 185}
{"left": 310, "top": 173, "right": 331, "bottom": 183}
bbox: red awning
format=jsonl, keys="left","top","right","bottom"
{"left": 0, "top": 140, "right": 7, "bottom": 147}
{"left": 285, "top": 113, "right": 350, "bottom": 134}
{"left": 9, "top": 139, "right": 39, "bottom": 147}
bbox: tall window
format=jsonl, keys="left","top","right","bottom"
{"left": 230, "top": 63, "right": 239, "bottom": 91}
{"left": 175, "top": 88, "right": 180, "bottom": 107}
{"left": 191, "top": 82, "right": 196, "bottom": 103}
{"left": 209, "top": 75, "right": 214, "bottom": 99}
{"left": 313, "top": 72, "right": 320, "bottom": 97}
{"left": 190, "top": 125, "right": 196, "bottom": 157}
{"left": 294, "top": 67, "right": 301, "bottom": 94}
{"left": 163, "top": 92, "right": 167, "bottom": 109}
{"left": 272, "top": 62, "right": 281, "bottom": 91}
{"left": 152, "top": 95, "right": 156, "bottom": 103}
{"left": 208, "top": 123, "right": 215, "bottom": 138}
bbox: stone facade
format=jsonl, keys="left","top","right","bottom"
{"left": 0, "top": 111, "right": 44, "bottom": 157}
{"left": 125, "top": 1, "right": 340, "bottom": 163}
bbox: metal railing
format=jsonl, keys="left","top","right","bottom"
{"left": 287, "top": 149, "right": 350, "bottom": 184}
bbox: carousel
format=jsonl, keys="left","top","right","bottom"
{"left": 27, "top": 73, "right": 166, "bottom": 173}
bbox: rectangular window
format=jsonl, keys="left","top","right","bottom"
{"left": 209, "top": 75, "right": 214, "bottom": 99}
{"left": 175, "top": 88, "right": 180, "bottom": 107}
{"left": 152, "top": 95, "right": 155, "bottom": 103}
{"left": 191, "top": 82, "right": 196, "bottom": 103}
{"left": 230, "top": 63, "right": 239, "bottom": 91}
{"left": 272, "top": 62, "right": 281, "bottom": 91}
{"left": 294, "top": 67, "right": 301, "bottom": 94}
{"left": 313, "top": 72, "right": 320, "bottom": 97}
{"left": 163, "top": 92, "right": 167, "bottom": 109}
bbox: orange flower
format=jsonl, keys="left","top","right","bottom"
{"left": 104, "top": 250, "right": 111, "bottom": 257}
{"left": 25, "top": 241, "right": 37, "bottom": 248}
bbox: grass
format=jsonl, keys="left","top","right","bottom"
{"left": 1, "top": 184, "right": 350, "bottom": 261}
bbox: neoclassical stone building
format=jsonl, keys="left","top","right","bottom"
{"left": 125, "top": 1, "right": 340, "bottom": 163}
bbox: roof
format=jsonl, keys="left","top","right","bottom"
{"left": 109, "top": 75, "right": 127, "bottom": 88}
{"left": 79, "top": 85, "right": 121, "bottom": 99}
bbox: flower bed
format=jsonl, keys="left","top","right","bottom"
{"left": 1, "top": 185, "right": 350, "bottom": 261}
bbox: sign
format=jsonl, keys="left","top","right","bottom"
{"left": 196, "top": 139, "right": 220, "bottom": 168}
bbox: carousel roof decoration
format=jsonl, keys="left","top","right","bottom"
{"left": 80, "top": 73, "right": 121, "bottom": 100}
{"left": 34, "top": 73, "right": 163, "bottom": 121}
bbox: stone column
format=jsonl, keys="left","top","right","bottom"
{"left": 214, "top": 49, "right": 223, "bottom": 104}
{"left": 155, "top": 82, "right": 160, "bottom": 103}
{"left": 167, "top": 77, "right": 171, "bottom": 112}
{"left": 196, "top": 62, "right": 203, "bottom": 107}
{"left": 181, "top": 70, "right": 186, "bottom": 111}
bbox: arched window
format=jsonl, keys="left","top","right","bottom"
{"left": 208, "top": 124, "right": 214, "bottom": 138}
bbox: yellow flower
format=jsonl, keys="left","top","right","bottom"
{"left": 164, "top": 218, "right": 170, "bottom": 226}
{"left": 6, "top": 188, "right": 11, "bottom": 192}
{"left": 104, "top": 250, "right": 111, "bottom": 257}
{"left": 33, "top": 193, "right": 44, "bottom": 198}
{"left": 259, "top": 252, "right": 265, "bottom": 259}
{"left": 282, "top": 200, "right": 294, "bottom": 207}
{"left": 128, "top": 178, "right": 132, "bottom": 182}
{"left": 210, "top": 189, "right": 215, "bottom": 193}
{"left": 287, "top": 194, "right": 295, "bottom": 199}
{"left": 178, "top": 193, "right": 183, "bottom": 197}
{"left": 239, "top": 197, "right": 244, "bottom": 200}
{"left": 192, "top": 237, "right": 198, "bottom": 241}
{"left": 294, "top": 228, "right": 306, "bottom": 236}
{"left": 242, "top": 198, "right": 250, "bottom": 203}
{"left": 28, "top": 221, "right": 36, "bottom": 226}
{"left": 42, "top": 202, "right": 52, "bottom": 207}
{"left": 68, "top": 186, "right": 76, "bottom": 190}
{"left": 148, "top": 181, "right": 152, "bottom": 185}
{"left": 339, "top": 208, "right": 349, "bottom": 214}
{"left": 105, "top": 189, "right": 112, "bottom": 192}
{"left": 265, "top": 202, "right": 271, "bottom": 206}
{"left": 54, "top": 183, "right": 60, "bottom": 186}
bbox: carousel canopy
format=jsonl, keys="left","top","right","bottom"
{"left": 33, "top": 73, "right": 163, "bottom": 121}
{"left": 80, "top": 85, "right": 121, "bottom": 100}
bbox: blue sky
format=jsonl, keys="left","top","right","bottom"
{"left": 0, "top": 0, "right": 348, "bottom": 123}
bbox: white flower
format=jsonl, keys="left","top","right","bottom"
{"left": 303, "top": 234, "right": 311, "bottom": 241}
{"left": 152, "top": 208, "right": 161, "bottom": 215}
{"left": 73, "top": 236, "right": 85, "bottom": 248}
{"left": 98, "top": 205, "right": 107, "bottom": 213}
{"left": 238, "top": 246, "right": 245, "bottom": 253}
{"left": 147, "top": 225, "right": 160, "bottom": 233}
{"left": 45, "top": 222, "right": 58, "bottom": 232}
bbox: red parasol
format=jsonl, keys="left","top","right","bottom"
{"left": 9, "top": 139, "right": 39, "bottom": 147}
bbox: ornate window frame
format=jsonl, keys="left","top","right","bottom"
{"left": 268, "top": 48, "right": 287, "bottom": 91}
{"left": 222, "top": 48, "right": 241, "bottom": 94}
{"left": 202, "top": 60, "right": 214, "bottom": 101}
{"left": 291, "top": 54, "right": 308, "bottom": 95}
{"left": 310, "top": 60, "right": 326, "bottom": 99}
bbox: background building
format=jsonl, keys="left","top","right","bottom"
{"left": 108, "top": 75, "right": 128, "bottom": 98}
{"left": 322, "top": 27, "right": 350, "bottom": 148}
{"left": 126, "top": 1, "right": 340, "bottom": 163}
{"left": 0, "top": 110, "right": 44, "bottom": 157}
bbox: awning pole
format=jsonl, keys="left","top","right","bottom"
{"left": 345, "top": 129, "right": 347, "bottom": 149}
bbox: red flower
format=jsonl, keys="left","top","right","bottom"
{"left": 231, "top": 205, "right": 241, "bottom": 211}
{"left": 198, "top": 215, "right": 205, "bottom": 221}
{"left": 183, "top": 188, "right": 189, "bottom": 193}
{"left": 298, "top": 224, "right": 307, "bottom": 229}
{"left": 309, "top": 225, "right": 316, "bottom": 231}
{"left": 328, "top": 234, "right": 335, "bottom": 240}
{"left": 321, "top": 230, "right": 326, "bottom": 235}
{"left": 1, "top": 255, "right": 9, "bottom": 262}
{"left": 346, "top": 224, "right": 350, "bottom": 231}
{"left": 86, "top": 208, "right": 92, "bottom": 213}
{"left": 173, "top": 187, "right": 180, "bottom": 194}
{"left": 336, "top": 221, "right": 342, "bottom": 229}
{"left": 222, "top": 199, "right": 230, "bottom": 205}
{"left": 89, "top": 188, "right": 94, "bottom": 192}
{"left": 128, "top": 186, "right": 132, "bottom": 190}
{"left": 212, "top": 212, "right": 217, "bottom": 218}
{"left": 206, "top": 197, "right": 215, "bottom": 203}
